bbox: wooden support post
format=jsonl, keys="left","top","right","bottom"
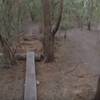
{"left": 24, "top": 52, "right": 37, "bottom": 100}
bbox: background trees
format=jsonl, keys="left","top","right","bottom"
{"left": 0, "top": 0, "right": 100, "bottom": 64}
{"left": 0, "top": 0, "right": 26, "bottom": 66}
{"left": 25, "top": 0, "right": 42, "bottom": 22}
{"left": 0, "top": 0, "right": 100, "bottom": 99}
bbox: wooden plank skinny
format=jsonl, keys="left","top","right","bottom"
{"left": 24, "top": 52, "right": 37, "bottom": 100}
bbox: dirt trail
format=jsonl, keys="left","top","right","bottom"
{"left": 67, "top": 29, "right": 100, "bottom": 74}
{"left": 22, "top": 23, "right": 100, "bottom": 100}
{"left": 36, "top": 28, "right": 99, "bottom": 100}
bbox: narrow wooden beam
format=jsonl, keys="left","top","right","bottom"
{"left": 24, "top": 52, "right": 37, "bottom": 100}
{"left": 0, "top": 53, "right": 42, "bottom": 61}
{"left": 15, "top": 53, "right": 42, "bottom": 61}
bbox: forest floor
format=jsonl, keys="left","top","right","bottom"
{"left": 37, "top": 28, "right": 100, "bottom": 100}
{"left": 0, "top": 23, "right": 100, "bottom": 100}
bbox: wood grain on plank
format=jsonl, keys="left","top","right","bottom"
{"left": 24, "top": 52, "right": 37, "bottom": 100}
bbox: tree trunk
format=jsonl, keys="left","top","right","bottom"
{"left": 42, "top": 0, "right": 54, "bottom": 62}
{"left": 43, "top": 35, "right": 54, "bottom": 62}
{"left": 87, "top": 21, "right": 91, "bottom": 31}
{"left": 42, "top": 0, "right": 63, "bottom": 62}
{"left": 94, "top": 77, "right": 100, "bottom": 100}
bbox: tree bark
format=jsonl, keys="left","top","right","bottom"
{"left": 43, "top": 35, "right": 54, "bottom": 62}
{"left": 42, "top": 0, "right": 63, "bottom": 62}
{"left": 87, "top": 21, "right": 91, "bottom": 31}
{"left": 51, "top": 0, "right": 63, "bottom": 36}
{"left": 42, "top": 0, "right": 54, "bottom": 62}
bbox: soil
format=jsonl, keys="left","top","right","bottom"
{"left": 0, "top": 61, "right": 25, "bottom": 100}
{"left": 0, "top": 23, "right": 100, "bottom": 100}
{"left": 0, "top": 27, "right": 43, "bottom": 100}
{"left": 37, "top": 28, "right": 100, "bottom": 100}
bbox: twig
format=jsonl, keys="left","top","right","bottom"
{"left": 66, "top": 64, "right": 79, "bottom": 75}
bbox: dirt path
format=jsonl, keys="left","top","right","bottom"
{"left": 36, "top": 28, "right": 100, "bottom": 100}
{"left": 12, "top": 22, "right": 100, "bottom": 100}
{"left": 67, "top": 29, "right": 100, "bottom": 74}
{"left": 23, "top": 23, "right": 100, "bottom": 100}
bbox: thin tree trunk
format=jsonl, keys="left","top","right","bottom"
{"left": 51, "top": 0, "right": 63, "bottom": 36}
{"left": 87, "top": 21, "right": 91, "bottom": 31}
